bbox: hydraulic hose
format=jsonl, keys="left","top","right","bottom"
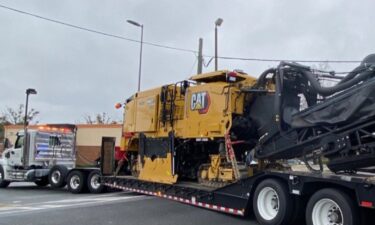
{"left": 301, "top": 69, "right": 374, "bottom": 96}
{"left": 278, "top": 57, "right": 375, "bottom": 97}
{"left": 338, "top": 65, "right": 366, "bottom": 84}
{"left": 255, "top": 68, "right": 276, "bottom": 89}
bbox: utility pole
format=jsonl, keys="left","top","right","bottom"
{"left": 197, "top": 38, "right": 203, "bottom": 74}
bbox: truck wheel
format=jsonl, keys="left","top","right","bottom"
{"left": 0, "top": 166, "right": 10, "bottom": 188}
{"left": 87, "top": 170, "right": 105, "bottom": 193}
{"left": 49, "top": 165, "right": 68, "bottom": 188}
{"left": 253, "top": 179, "right": 294, "bottom": 225}
{"left": 306, "top": 188, "right": 358, "bottom": 225}
{"left": 35, "top": 177, "right": 49, "bottom": 187}
{"left": 67, "top": 170, "right": 87, "bottom": 194}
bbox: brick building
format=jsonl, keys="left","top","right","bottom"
{"left": 1, "top": 124, "right": 122, "bottom": 166}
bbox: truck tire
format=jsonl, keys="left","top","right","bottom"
{"left": 0, "top": 166, "right": 10, "bottom": 188}
{"left": 35, "top": 176, "right": 49, "bottom": 187}
{"left": 49, "top": 165, "right": 68, "bottom": 188}
{"left": 87, "top": 170, "right": 105, "bottom": 194}
{"left": 253, "top": 179, "right": 294, "bottom": 225}
{"left": 306, "top": 188, "right": 359, "bottom": 225}
{"left": 67, "top": 170, "right": 87, "bottom": 194}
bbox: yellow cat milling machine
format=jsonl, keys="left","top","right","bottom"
{"left": 105, "top": 55, "right": 375, "bottom": 225}
{"left": 117, "top": 54, "right": 375, "bottom": 186}
{"left": 116, "top": 70, "right": 260, "bottom": 185}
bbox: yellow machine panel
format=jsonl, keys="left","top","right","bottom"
{"left": 135, "top": 95, "right": 159, "bottom": 132}
{"left": 138, "top": 153, "right": 178, "bottom": 184}
{"left": 123, "top": 99, "right": 136, "bottom": 132}
{"left": 182, "top": 83, "right": 230, "bottom": 138}
{"left": 118, "top": 70, "right": 259, "bottom": 185}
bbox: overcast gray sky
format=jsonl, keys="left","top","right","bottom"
{"left": 1, "top": 0, "right": 374, "bottom": 124}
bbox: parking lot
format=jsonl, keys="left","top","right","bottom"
{"left": 0, "top": 183, "right": 257, "bottom": 225}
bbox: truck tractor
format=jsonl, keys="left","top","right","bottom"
{"left": 0, "top": 124, "right": 104, "bottom": 193}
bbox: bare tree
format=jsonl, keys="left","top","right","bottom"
{"left": 0, "top": 105, "right": 39, "bottom": 143}
{"left": 84, "top": 112, "right": 116, "bottom": 124}
{"left": 312, "top": 62, "right": 332, "bottom": 72}
{"left": 1, "top": 104, "right": 39, "bottom": 125}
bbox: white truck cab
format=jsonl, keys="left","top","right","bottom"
{"left": 0, "top": 124, "right": 76, "bottom": 188}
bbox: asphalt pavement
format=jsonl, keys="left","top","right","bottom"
{"left": 0, "top": 183, "right": 258, "bottom": 225}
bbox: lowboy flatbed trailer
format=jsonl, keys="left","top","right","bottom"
{"left": 102, "top": 171, "right": 375, "bottom": 215}
{"left": 101, "top": 137, "right": 375, "bottom": 225}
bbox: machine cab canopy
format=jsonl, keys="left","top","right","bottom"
{"left": 189, "top": 70, "right": 253, "bottom": 83}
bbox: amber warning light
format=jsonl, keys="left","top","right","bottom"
{"left": 37, "top": 126, "right": 71, "bottom": 133}
{"left": 226, "top": 71, "right": 237, "bottom": 83}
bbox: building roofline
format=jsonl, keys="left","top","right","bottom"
{"left": 4, "top": 124, "right": 122, "bottom": 130}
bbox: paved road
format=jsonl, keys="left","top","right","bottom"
{"left": 0, "top": 183, "right": 258, "bottom": 225}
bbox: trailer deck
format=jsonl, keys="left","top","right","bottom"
{"left": 102, "top": 175, "right": 247, "bottom": 216}
{"left": 102, "top": 169, "right": 375, "bottom": 218}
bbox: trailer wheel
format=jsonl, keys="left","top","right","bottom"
{"left": 306, "top": 188, "right": 358, "bottom": 225}
{"left": 67, "top": 170, "right": 87, "bottom": 194}
{"left": 0, "top": 165, "right": 10, "bottom": 188}
{"left": 87, "top": 170, "right": 105, "bottom": 193}
{"left": 253, "top": 179, "right": 294, "bottom": 225}
{"left": 49, "top": 165, "right": 68, "bottom": 188}
{"left": 34, "top": 176, "right": 49, "bottom": 187}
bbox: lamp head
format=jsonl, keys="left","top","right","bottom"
{"left": 26, "top": 88, "right": 37, "bottom": 95}
{"left": 127, "top": 20, "right": 142, "bottom": 27}
{"left": 215, "top": 18, "right": 223, "bottom": 26}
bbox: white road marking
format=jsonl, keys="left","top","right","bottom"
{"left": 10, "top": 194, "right": 61, "bottom": 200}
{"left": 0, "top": 192, "right": 151, "bottom": 216}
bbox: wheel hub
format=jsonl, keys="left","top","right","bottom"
{"left": 51, "top": 171, "right": 61, "bottom": 184}
{"left": 257, "top": 187, "right": 280, "bottom": 220}
{"left": 312, "top": 198, "right": 343, "bottom": 225}
{"left": 90, "top": 174, "right": 100, "bottom": 189}
{"left": 70, "top": 175, "right": 80, "bottom": 189}
{"left": 271, "top": 195, "right": 279, "bottom": 211}
{"left": 328, "top": 207, "right": 342, "bottom": 224}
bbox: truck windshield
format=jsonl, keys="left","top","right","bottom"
{"left": 15, "top": 135, "right": 24, "bottom": 149}
{"left": 49, "top": 136, "right": 61, "bottom": 147}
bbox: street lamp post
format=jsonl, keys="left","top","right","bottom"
{"left": 214, "top": 18, "right": 223, "bottom": 71}
{"left": 127, "top": 19, "right": 144, "bottom": 92}
{"left": 23, "top": 88, "right": 37, "bottom": 166}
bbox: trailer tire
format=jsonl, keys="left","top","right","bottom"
{"left": 67, "top": 170, "right": 87, "bottom": 194}
{"left": 49, "top": 165, "right": 68, "bottom": 188}
{"left": 87, "top": 170, "right": 105, "bottom": 193}
{"left": 306, "top": 188, "right": 359, "bottom": 225}
{"left": 34, "top": 176, "right": 49, "bottom": 187}
{"left": 253, "top": 179, "right": 294, "bottom": 225}
{"left": 0, "top": 165, "right": 10, "bottom": 188}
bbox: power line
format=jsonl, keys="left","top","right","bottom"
{"left": 0, "top": 3, "right": 197, "bottom": 54}
{"left": 188, "top": 55, "right": 198, "bottom": 74}
{"left": 0, "top": 3, "right": 362, "bottom": 64}
{"left": 216, "top": 56, "right": 361, "bottom": 64}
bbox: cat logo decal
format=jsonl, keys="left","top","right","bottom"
{"left": 190, "top": 92, "right": 210, "bottom": 114}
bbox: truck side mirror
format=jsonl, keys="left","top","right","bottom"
{"left": 4, "top": 138, "right": 12, "bottom": 149}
